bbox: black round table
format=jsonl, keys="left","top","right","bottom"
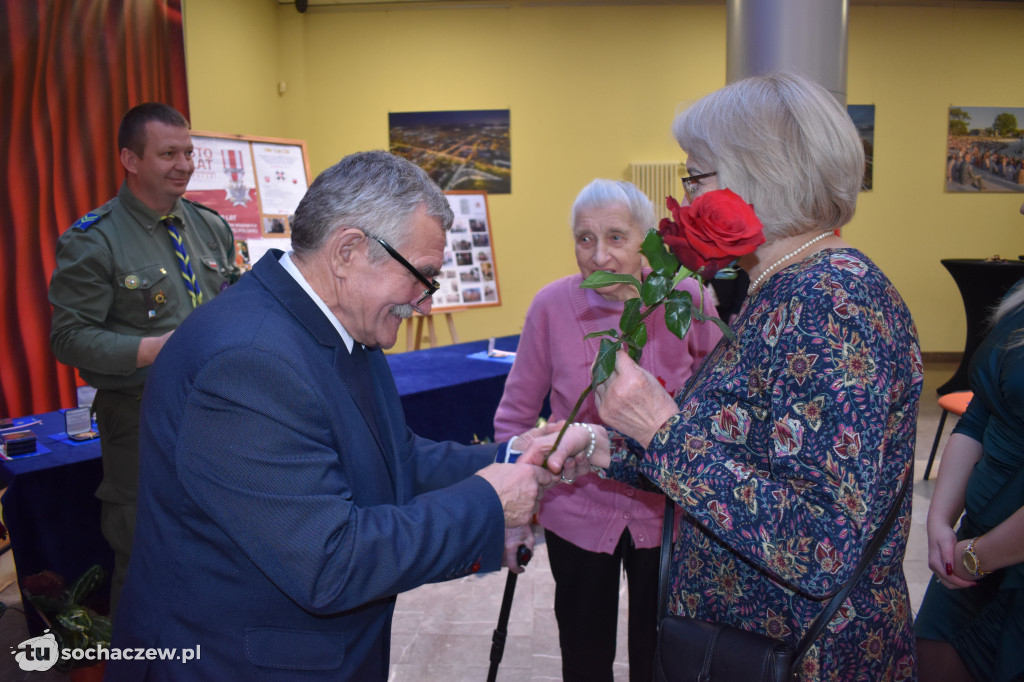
{"left": 938, "top": 258, "right": 1024, "bottom": 394}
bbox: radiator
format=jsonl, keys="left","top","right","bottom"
{"left": 628, "top": 162, "right": 682, "bottom": 221}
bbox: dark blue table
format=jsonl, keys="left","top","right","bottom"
{"left": 0, "top": 334, "right": 520, "bottom": 628}
{"left": 0, "top": 411, "right": 108, "bottom": 594}
{"left": 389, "top": 335, "right": 519, "bottom": 444}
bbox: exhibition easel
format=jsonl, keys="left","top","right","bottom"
{"left": 406, "top": 313, "right": 460, "bottom": 351}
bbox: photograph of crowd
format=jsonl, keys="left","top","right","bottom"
{"left": 946, "top": 105, "right": 1024, "bottom": 193}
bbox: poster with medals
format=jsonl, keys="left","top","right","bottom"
{"left": 185, "top": 132, "right": 312, "bottom": 272}
{"left": 433, "top": 191, "right": 501, "bottom": 311}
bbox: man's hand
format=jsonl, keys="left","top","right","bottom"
{"left": 136, "top": 331, "right": 173, "bottom": 368}
{"left": 503, "top": 525, "right": 535, "bottom": 574}
{"left": 475, "top": 463, "right": 554, "bottom": 527}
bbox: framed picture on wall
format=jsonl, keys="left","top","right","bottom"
{"left": 848, "top": 104, "right": 875, "bottom": 191}
{"left": 389, "top": 109, "right": 511, "bottom": 194}
{"left": 431, "top": 191, "right": 501, "bottom": 312}
{"left": 946, "top": 105, "right": 1024, "bottom": 193}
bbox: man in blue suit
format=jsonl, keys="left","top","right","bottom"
{"left": 108, "top": 151, "right": 561, "bottom": 680}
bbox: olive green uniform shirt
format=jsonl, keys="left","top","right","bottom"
{"left": 49, "top": 182, "right": 239, "bottom": 394}
{"left": 49, "top": 183, "right": 239, "bottom": 505}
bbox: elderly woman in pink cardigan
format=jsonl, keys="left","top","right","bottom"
{"left": 494, "top": 179, "right": 722, "bottom": 682}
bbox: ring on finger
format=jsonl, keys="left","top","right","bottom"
{"left": 560, "top": 473, "right": 576, "bottom": 484}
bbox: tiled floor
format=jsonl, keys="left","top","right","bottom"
{"left": 0, "top": 362, "right": 958, "bottom": 681}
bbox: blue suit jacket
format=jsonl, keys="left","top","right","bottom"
{"left": 109, "top": 251, "right": 506, "bottom": 680}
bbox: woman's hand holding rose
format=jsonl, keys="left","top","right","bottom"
{"left": 594, "top": 349, "right": 679, "bottom": 448}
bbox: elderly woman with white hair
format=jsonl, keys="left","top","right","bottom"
{"left": 534, "top": 73, "right": 922, "bottom": 680}
{"left": 494, "top": 179, "right": 721, "bottom": 682}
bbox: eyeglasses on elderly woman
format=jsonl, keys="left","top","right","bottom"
{"left": 680, "top": 170, "right": 717, "bottom": 202}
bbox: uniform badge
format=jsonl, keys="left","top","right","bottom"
{"left": 125, "top": 275, "right": 140, "bottom": 289}
{"left": 153, "top": 291, "right": 166, "bottom": 304}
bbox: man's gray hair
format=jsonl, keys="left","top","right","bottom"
{"left": 290, "top": 150, "right": 453, "bottom": 261}
{"left": 570, "top": 179, "right": 656, "bottom": 234}
{"left": 672, "top": 72, "right": 864, "bottom": 240}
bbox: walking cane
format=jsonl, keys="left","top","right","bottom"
{"left": 486, "top": 544, "right": 532, "bottom": 682}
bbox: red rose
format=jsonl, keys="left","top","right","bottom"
{"left": 658, "top": 189, "right": 765, "bottom": 276}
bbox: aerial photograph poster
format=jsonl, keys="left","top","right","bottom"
{"left": 389, "top": 109, "right": 511, "bottom": 195}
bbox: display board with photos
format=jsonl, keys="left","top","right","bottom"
{"left": 434, "top": 191, "right": 501, "bottom": 312}
{"left": 184, "top": 131, "right": 312, "bottom": 271}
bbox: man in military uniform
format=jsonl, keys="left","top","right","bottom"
{"left": 49, "top": 102, "right": 239, "bottom": 616}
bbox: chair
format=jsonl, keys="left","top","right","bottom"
{"left": 923, "top": 391, "right": 974, "bottom": 480}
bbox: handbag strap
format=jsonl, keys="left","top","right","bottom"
{"left": 657, "top": 496, "right": 675, "bottom": 629}
{"left": 657, "top": 469, "right": 911, "bottom": 662}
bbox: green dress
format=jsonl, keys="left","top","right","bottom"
{"left": 915, "top": 287, "right": 1024, "bottom": 682}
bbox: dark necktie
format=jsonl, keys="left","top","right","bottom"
{"left": 343, "top": 342, "right": 397, "bottom": 487}
{"left": 162, "top": 214, "right": 203, "bottom": 308}
{"left": 346, "top": 343, "right": 381, "bottom": 435}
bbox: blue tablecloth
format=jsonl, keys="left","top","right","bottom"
{"left": 389, "top": 335, "right": 519, "bottom": 444}
{"left": 0, "top": 334, "right": 521, "bottom": 628}
{"left": 1, "top": 409, "right": 107, "bottom": 594}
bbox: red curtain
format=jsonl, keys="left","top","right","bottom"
{"left": 0, "top": 0, "right": 189, "bottom": 418}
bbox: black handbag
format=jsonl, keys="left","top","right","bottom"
{"left": 654, "top": 615, "right": 794, "bottom": 682}
{"left": 654, "top": 472, "right": 910, "bottom": 682}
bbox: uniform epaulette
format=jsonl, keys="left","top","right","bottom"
{"left": 183, "top": 197, "right": 221, "bottom": 216}
{"left": 69, "top": 203, "right": 113, "bottom": 231}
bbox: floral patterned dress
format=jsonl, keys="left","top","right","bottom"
{"left": 605, "top": 248, "right": 922, "bottom": 681}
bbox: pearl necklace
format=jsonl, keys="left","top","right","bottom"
{"left": 748, "top": 231, "right": 831, "bottom": 292}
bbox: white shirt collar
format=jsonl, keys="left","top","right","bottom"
{"left": 279, "top": 251, "right": 355, "bottom": 353}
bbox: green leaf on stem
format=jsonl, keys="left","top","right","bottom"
{"left": 692, "top": 305, "right": 735, "bottom": 339}
{"left": 619, "top": 297, "right": 643, "bottom": 336}
{"left": 582, "top": 271, "right": 641, "bottom": 295}
{"left": 625, "top": 322, "right": 647, "bottom": 360}
{"left": 666, "top": 289, "right": 694, "bottom": 305}
{"left": 591, "top": 337, "right": 620, "bottom": 389}
{"left": 664, "top": 291, "right": 694, "bottom": 340}
{"left": 641, "top": 229, "right": 679, "bottom": 278}
{"left": 583, "top": 329, "right": 619, "bottom": 341}
{"left": 640, "top": 273, "right": 671, "bottom": 306}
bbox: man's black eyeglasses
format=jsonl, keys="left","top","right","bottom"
{"left": 373, "top": 236, "right": 440, "bottom": 309}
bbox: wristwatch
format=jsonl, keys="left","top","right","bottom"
{"left": 961, "top": 537, "right": 990, "bottom": 577}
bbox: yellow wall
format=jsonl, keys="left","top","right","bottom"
{"left": 183, "top": 0, "right": 1024, "bottom": 353}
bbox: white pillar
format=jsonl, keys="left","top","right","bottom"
{"left": 726, "top": 0, "right": 849, "bottom": 105}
